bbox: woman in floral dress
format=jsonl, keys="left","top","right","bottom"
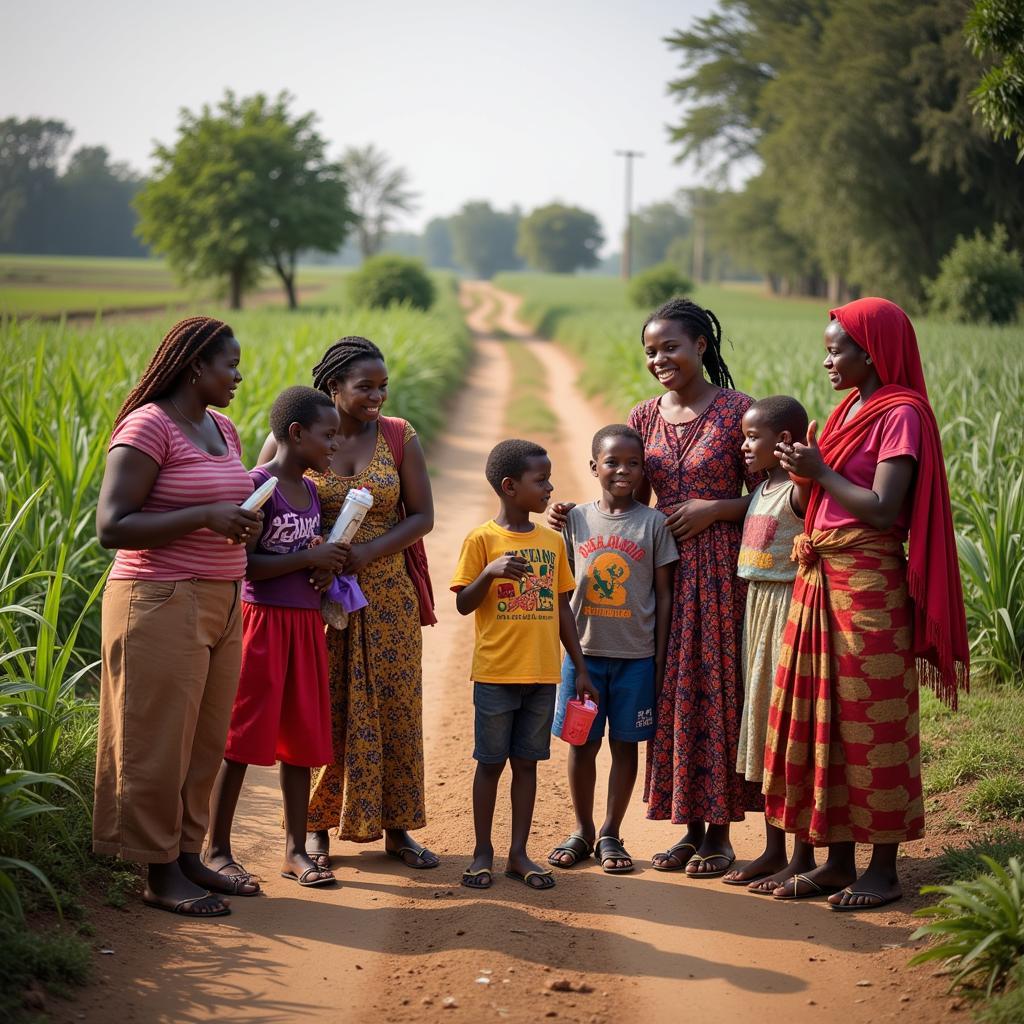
{"left": 259, "top": 336, "right": 438, "bottom": 869}
{"left": 628, "top": 299, "right": 762, "bottom": 877}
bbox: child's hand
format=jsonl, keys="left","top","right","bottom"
{"left": 575, "top": 671, "right": 598, "bottom": 706}
{"left": 665, "top": 499, "right": 717, "bottom": 542}
{"left": 546, "top": 502, "right": 575, "bottom": 532}
{"left": 307, "top": 541, "right": 349, "bottom": 574}
{"left": 486, "top": 553, "right": 531, "bottom": 581}
{"left": 308, "top": 567, "right": 334, "bottom": 592}
{"left": 776, "top": 420, "right": 825, "bottom": 482}
{"left": 344, "top": 542, "right": 374, "bottom": 575}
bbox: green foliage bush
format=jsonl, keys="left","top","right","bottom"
{"left": 927, "top": 226, "right": 1024, "bottom": 325}
{"left": 628, "top": 263, "right": 695, "bottom": 310}
{"left": 977, "top": 960, "right": 1024, "bottom": 1024}
{"left": 0, "top": 920, "right": 91, "bottom": 1020}
{"left": 911, "top": 856, "right": 1024, "bottom": 999}
{"left": 347, "top": 254, "right": 435, "bottom": 311}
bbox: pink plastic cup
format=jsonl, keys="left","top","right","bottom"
{"left": 560, "top": 699, "right": 598, "bottom": 745}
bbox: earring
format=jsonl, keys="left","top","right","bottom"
{"left": 189, "top": 375, "right": 197, "bottom": 385}
{"left": 865, "top": 357, "right": 872, "bottom": 365}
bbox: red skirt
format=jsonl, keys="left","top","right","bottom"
{"left": 225, "top": 603, "right": 333, "bottom": 768}
{"left": 762, "top": 528, "right": 924, "bottom": 846}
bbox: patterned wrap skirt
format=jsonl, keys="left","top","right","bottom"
{"left": 762, "top": 527, "right": 924, "bottom": 846}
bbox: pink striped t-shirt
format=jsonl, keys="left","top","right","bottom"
{"left": 108, "top": 403, "right": 254, "bottom": 581}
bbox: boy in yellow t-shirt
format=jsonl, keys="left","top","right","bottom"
{"left": 451, "top": 439, "right": 594, "bottom": 893}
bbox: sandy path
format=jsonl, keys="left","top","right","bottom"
{"left": 61, "top": 282, "right": 953, "bottom": 1024}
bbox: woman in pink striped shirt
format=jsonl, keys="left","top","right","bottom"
{"left": 93, "top": 316, "right": 262, "bottom": 918}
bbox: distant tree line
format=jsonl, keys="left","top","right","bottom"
{"left": 0, "top": 119, "right": 147, "bottom": 257}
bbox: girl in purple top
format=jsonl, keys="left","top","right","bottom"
{"left": 205, "top": 387, "right": 349, "bottom": 890}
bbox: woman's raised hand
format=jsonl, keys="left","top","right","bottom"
{"left": 546, "top": 502, "right": 576, "bottom": 532}
{"left": 205, "top": 503, "right": 263, "bottom": 545}
{"left": 776, "top": 420, "right": 825, "bottom": 482}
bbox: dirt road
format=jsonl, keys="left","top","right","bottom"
{"left": 64, "top": 283, "right": 953, "bottom": 1024}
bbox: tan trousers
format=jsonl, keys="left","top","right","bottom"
{"left": 93, "top": 579, "right": 242, "bottom": 863}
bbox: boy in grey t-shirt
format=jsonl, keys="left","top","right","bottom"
{"left": 547, "top": 425, "right": 677, "bottom": 874}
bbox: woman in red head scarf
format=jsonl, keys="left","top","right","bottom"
{"left": 760, "top": 297, "right": 968, "bottom": 911}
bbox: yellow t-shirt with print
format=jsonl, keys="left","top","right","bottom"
{"left": 450, "top": 520, "right": 575, "bottom": 684}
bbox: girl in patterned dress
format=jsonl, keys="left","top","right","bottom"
{"left": 258, "top": 336, "right": 439, "bottom": 870}
{"left": 551, "top": 299, "right": 762, "bottom": 878}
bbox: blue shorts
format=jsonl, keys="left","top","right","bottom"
{"left": 473, "top": 683, "right": 556, "bottom": 763}
{"left": 552, "top": 655, "right": 656, "bottom": 743}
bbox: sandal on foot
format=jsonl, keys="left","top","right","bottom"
{"left": 721, "top": 865, "right": 779, "bottom": 887}
{"left": 386, "top": 845, "right": 440, "bottom": 869}
{"left": 828, "top": 888, "right": 902, "bottom": 912}
{"left": 505, "top": 868, "right": 555, "bottom": 890}
{"left": 652, "top": 841, "right": 699, "bottom": 872}
{"left": 142, "top": 891, "right": 230, "bottom": 917}
{"left": 685, "top": 853, "right": 736, "bottom": 879}
{"left": 307, "top": 852, "right": 331, "bottom": 870}
{"left": 281, "top": 867, "right": 336, "bottom": 888}
{"left": 773, "top": 873, "right": 843, "bottom": 901}
{"left": 748, "top": 876, "right": 788, "bottom": 895}
{"left": 595, "top": 835, "right": 634, "bottom": 874}
{"left": 548, "top": 832, "right": 594, "bottom": 868}
{"left": 461, "top": 868, "right": 493, "bottom": 890}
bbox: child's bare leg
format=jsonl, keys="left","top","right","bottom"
{"left": 468, "top": 760, "right": 504, "bottom": 881}
{"left": 199, "top": 759, "right": 259, "bottom": 894}
{"left": 506, "top": 757, "right": 550, "bottom": 887}
{"left": 549, "top": 740, "right": 600, "bottom": 866}
{"left": 594, "top": 739, "right": 638, "bottom": 870}
{"left": 723, "top": 815, "right": 789, "bottom": 884}
{"left": 281, "top": 762, "right": 333, "bottom": 883}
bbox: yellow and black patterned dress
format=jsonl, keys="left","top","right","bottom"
{"left": 306, "top": 421, "right": 426, "bottom": 841}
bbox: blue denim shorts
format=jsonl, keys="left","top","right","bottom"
{"left": 552, "top": 655, "right": 656, "bottom": 743}
{"left": 473, "top": 683, "right": 556, "bottom": 763}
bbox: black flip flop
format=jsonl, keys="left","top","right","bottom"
{"left": 461, "top": 868, "right": 493, "bottom": 889}
{"left": 595, "top": 835, "right": 634, "bottom": 874}
{"left": 685, "top": 853, "right": 736, "bottom": 879}
{"left": 548, "top": 832, "right": 594, "bottom": 868}
{"left": 773, "top": 873, "right": 844, "bottom": 901}
{"left": 281, "top": 867, "right": 336, "bottom": 888}
{"left": 828, "top": 888, "right": 903, "bottom": 912}
{"left": 652, "top": 840, "right": 699, "bottom": 872}
{"left": 386, "top": 845, "right": 440, "bottom": 869}
{"left": 142, "top": 891, "right": 231, "bottom": 917}
{"left": 505, "top": 868, "right": 555, "bottom": 890}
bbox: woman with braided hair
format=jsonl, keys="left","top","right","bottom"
{"left": 258, "top": 335, "right": 439, "bottom": 870}
{"left": 552, "top": 298, "right": 761, "bottom": 876}
{"left": 94, "top": 316, "right": 262, "bottom": 916}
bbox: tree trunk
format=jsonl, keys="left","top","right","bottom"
{"left": 229, "top": 266, "right": 243, "bottom": 310}
{"left": 272, "top": 251, "right": 298, "bottom": 310}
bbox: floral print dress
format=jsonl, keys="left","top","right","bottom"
{"left": 306, "top": 421, "right": 426, "bottom": 841}
{"left": 628, "top": 390, "right": 763, "bottom": 825}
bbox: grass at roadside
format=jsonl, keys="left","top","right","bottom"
{"left": 503, "top": 341, "right": 558, "bottom": 436}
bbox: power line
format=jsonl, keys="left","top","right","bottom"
{"left": 614, "top": 149, "right": 644, "bottom": 280}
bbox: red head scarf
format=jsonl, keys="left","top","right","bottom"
{"left": 806, "top": 297, "right": 969, "bottom": 706}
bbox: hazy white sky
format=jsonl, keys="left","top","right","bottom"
{"left": 4, "top": 0, "right": 718, "bottom": 250}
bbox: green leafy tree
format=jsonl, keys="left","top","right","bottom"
{"left": 965, "top": 0, "right": 1024, "bottom": 160}
{"left": 59, "top": 147, "right": 146, "bottom": 257}
{"left": 927, "top": 224, "right": 1024, "bottom": 323}
{"left": 136, "top": 91, "right": 353, "bottom": 309}
{"left": 448, "top": 201, "right": 522, "bottom": 279}
{"left": 342, "top": 143, "right": 418, "bottom": 260}
{"left": 628, "top": 263, "right": 695, "bottom": 309}
{"left": 517, "top": 203, "right": 604, "bottom": 273}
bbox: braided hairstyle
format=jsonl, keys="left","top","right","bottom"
{"left": 641, "top": 298, "right": 735, "bottom": 390}
{"left": 114, "top": 316, "right": 234, "bottom": 426}
{"left": 312, "top": 336, "right": 385, "bottom": 394}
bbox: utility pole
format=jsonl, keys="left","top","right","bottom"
{"left": 615, "top": 149, "right": 644, "bottom": 280}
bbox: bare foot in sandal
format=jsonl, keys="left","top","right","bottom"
{"left": 652, "top": 824, "right": 705, "bottom": 871}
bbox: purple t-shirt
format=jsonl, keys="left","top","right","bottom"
{"left": 242, "top": 468, "right": 322, "bottom": 610}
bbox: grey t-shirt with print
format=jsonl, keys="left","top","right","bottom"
{"left": 564, "top": 500, "right": 678, "bottom": 659}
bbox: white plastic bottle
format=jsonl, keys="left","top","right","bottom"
{"left": 327, "top": 487, "right": 374, "bottom": 544}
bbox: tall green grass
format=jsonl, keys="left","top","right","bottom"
{"left": 496, "top": 272, "right": 1024, "bottom": 688}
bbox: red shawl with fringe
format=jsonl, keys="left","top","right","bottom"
{"left": 804, "top": 297, "right": 969, "bottom": 706}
